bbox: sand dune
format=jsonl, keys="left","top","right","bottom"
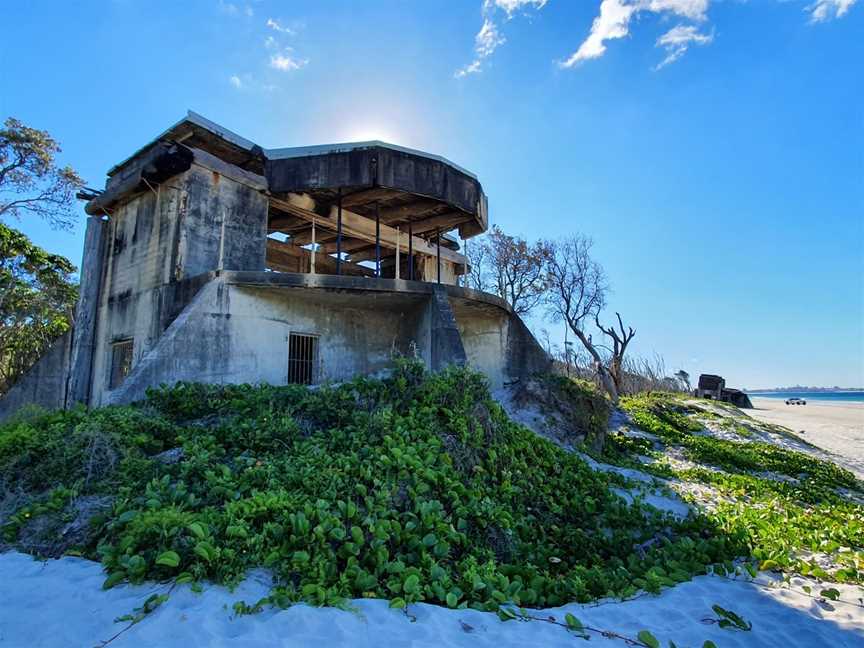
{"left": 747, "top": 398, "right": 864, "bottom": 479}
{"left": 0, "top": 551, "right": 861, "bottom": 648}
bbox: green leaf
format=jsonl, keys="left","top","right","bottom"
{"left": 637, "top": 630, "right": 660, "bottom": 648}
{"left": 403, "top": 574, "right": 420, "bottom": 595}
{"left": 564, "top": 613, "right": 583, "bottom": 630}
{"left": 117, "top": 510, "right": 138, "bottom": 524}
{"left": 389, "top": 597, "right": 406, "bottom": 609}
{"left": 194, "top": 542, "right": 215, "bottom": 563}
{"left": 497, "top": 606, "right": 517, "bottom": 621}
{"left": 187, "top": 522, "right": 206, "bottom": 539}
{"left": 820, "top": 588, "right": 840, "bottom": 601}
{"left": 446, "top": 592, "right": 458, "bottom": 608}
{"left": 702, "top": 642, "right": 717, "bottom": 648}
{"left": 103, "top": 571, "right": 126, "bottom": 590}
{"left": 155, "top": 551, "right": 180, "bottom": 568}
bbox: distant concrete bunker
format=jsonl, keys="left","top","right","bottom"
{"left": 1, "top": 112, "right": 547, "bottom": 416}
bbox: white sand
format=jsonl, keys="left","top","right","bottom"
{"left": 0, "top": 551, "right": 861, "bottom": 648}
{"left": 747, "top": 398, "right": 864, "bottom": 479}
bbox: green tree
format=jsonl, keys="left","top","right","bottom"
{"left": 1, "top": 117, "right": 84, "bottom": 230}
{"left": 0, "top": 223, "right": 77, "bottom": 395}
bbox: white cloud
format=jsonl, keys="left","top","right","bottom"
{"left": 489, "top": 0, "right": 548, "bottom": 16}
{"left": 270, "top": 53, "right": 308, "bottom": 72}
{"left": 643, "top": 0, "right": 709, "bottom": 21}
{"left": 807, "top": 0, "right": 857, "bottom": 22}
{"left": 266, "top": 17, "right": 295, "bottom": 34}
{"left": 219, "top": 1, "right": 253, "bottom": 17}
{"left": 455, "top": 18, "right": 506, "bottom": 77}
{"left": 229, "top": 75, "right": 242, "bottom": 88}
{"left": 456, "top": 1, "right": 551, "bottom": 77}
{"left": 264, "top": 35, "right": 277, "bottom": 49}
{"left": 560, "top": 0, "right": 636, "bottom": 67}
{"left": 561, "top": 0, "right": 710, "bottom": 68}
{"left": 455, "top": 60, "right": 483, "bottom": 78}
{"left": 464, "top": 0, "right": 857, "bottom": 77}
{"left": 476, "top": 18, "right": 506, "bottom": 57}
{"left": 654, "top": 24, "right": 713, "bottom": 69}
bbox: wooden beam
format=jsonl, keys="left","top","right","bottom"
{"left": 268, "top": 214, "right": 309, "bottom": 231}
{"left": 266, "top": 238, "right": 373, "bottom": 277}
{"left": 340, "top": 187, "right": 400, "bottom": 208}
{"left": 318, "top": 239, "right": 369, "bottom": 254}
{"left": 408, "top": 212, "right": 466, "bottom": 235}
{"left": 268, "top": 193, "right": 467, "bottom": 267}
{"left": 378, "top": 198, "right": 441, "bottom": 223}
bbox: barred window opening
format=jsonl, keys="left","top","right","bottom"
{"left": 110, "top": 339, "right": 134, "bottom": 389}
{"left": 288, "top": 333, "right": 318, "bottom": 385}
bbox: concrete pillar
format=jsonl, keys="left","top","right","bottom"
{"left": 67, "top": 216, "right": 108, "bottom": 406}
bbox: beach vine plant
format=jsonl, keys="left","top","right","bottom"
{"left": 3, "top": 360, "right": 743, "bottom": 613}
{"left": 616, "top": 393, "right": 863, "bottom": 586}
{"left": 1, "top": 359, "right": 860, "bottom": 645}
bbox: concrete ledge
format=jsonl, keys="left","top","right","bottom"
{"left": 220, "top": 271, "right": 514, "bottom": 313}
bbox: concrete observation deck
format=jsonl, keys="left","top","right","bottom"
{"left": 0, "top": 112, "right": 547, "bottom": 418}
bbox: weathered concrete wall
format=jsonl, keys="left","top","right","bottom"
{"left": 102, "top": 274, "right": 550, "bottom": 406}
{"left": 104, "top": 278, "right": 434, "bottom": 405}
{"left": 0, "top": 332, "right": 72, "bottom": 420}
{"left": 177, "top": 163, "right": 267, "bottom": 278}
{"left": 89, "top": 162, "right": 268, "bottom": 405}
{"left": 504, "top": 312, "right": 552, "bottom": 380}
{"left": 424, "top": 288, "right": 467, "bottom": 371}
{"left": 451, "top": 296, "right": 551, "bottom": 390}
{"left": 67, "top": 216, "right": 108, "bottom": 405}
{"left": 225, "top": 286, "right": 430, "bottom": 384}
{"left": 451, "top": 299, "right": 509, "bottom": 388}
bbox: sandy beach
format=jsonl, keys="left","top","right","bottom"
{"left": 747, "top": 398, "right": 864, "bottom": 478}
{"left": 1, "top": 551, "right": 861, "bottom": 648}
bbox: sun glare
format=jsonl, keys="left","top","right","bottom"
{"left": 344, "top": 125, "right": 400, "bottom": 144}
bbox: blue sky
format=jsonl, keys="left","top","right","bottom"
{"left": 2, "top": 0, "right": 862, "bottom": 389}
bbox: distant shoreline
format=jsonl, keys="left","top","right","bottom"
{"left": 746, "top": 391, "right": 864, "bottom": 403}
{"left": 745, "top": 389, "right": 863, "bottom": 394}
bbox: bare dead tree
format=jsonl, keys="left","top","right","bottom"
{"left": 544, "top": 235, "right": 622, "bottom": 403}
{"left": 595, "top": 312, "right": 635, "bottom": 397}
{"left": 485, "top": 226, "right": 551, "bottom": 316}
{"left": 463, "top": 236, "right": 490, "bottom": 293}
{"left": 463, "top": 226, "right": 551, "bottom": 317}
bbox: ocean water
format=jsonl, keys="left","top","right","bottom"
{"left": 747, "top": 391, "right": 864, "bottom": 403}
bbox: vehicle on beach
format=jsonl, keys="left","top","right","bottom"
{"left": 785, "top": 397, "right": 807, "bottom": 405}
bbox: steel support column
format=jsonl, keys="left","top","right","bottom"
{"left": 375, "top": 202, "right": 381, "bottom": 277}
{"left": 436, "top": 229, "right": 441, "bottom": 285}
{"left": 336, "top": 188, "right": 342, "bottom": 275}
{"left": 408, "top": 220, "right": 414, "bottom": 280}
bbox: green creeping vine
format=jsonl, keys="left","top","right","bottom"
{"left": 619, "top": 394, "right": 864, "bottom": 584}
{"left": 2, "top": 361, "right": 740, "bottom": 612}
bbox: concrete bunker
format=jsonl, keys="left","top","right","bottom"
{"left": 0, "top": 111, "right": 548, "bottom": 418}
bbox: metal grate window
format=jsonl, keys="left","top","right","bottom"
{"left": 287, "top": 333, "right": 318, "bottom": 385}
{"left": 110, "top": 339, "right": 134, "bottom": 389}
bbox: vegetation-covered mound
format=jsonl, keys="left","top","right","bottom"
{"left": 1, "top": 362, "right": 738, "bottom": 611}
{"left": 508, "top": 373, "right": 610, "bottom": 450}
{"left": 619, "top": 394, "right": 863, "bottom": 584}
